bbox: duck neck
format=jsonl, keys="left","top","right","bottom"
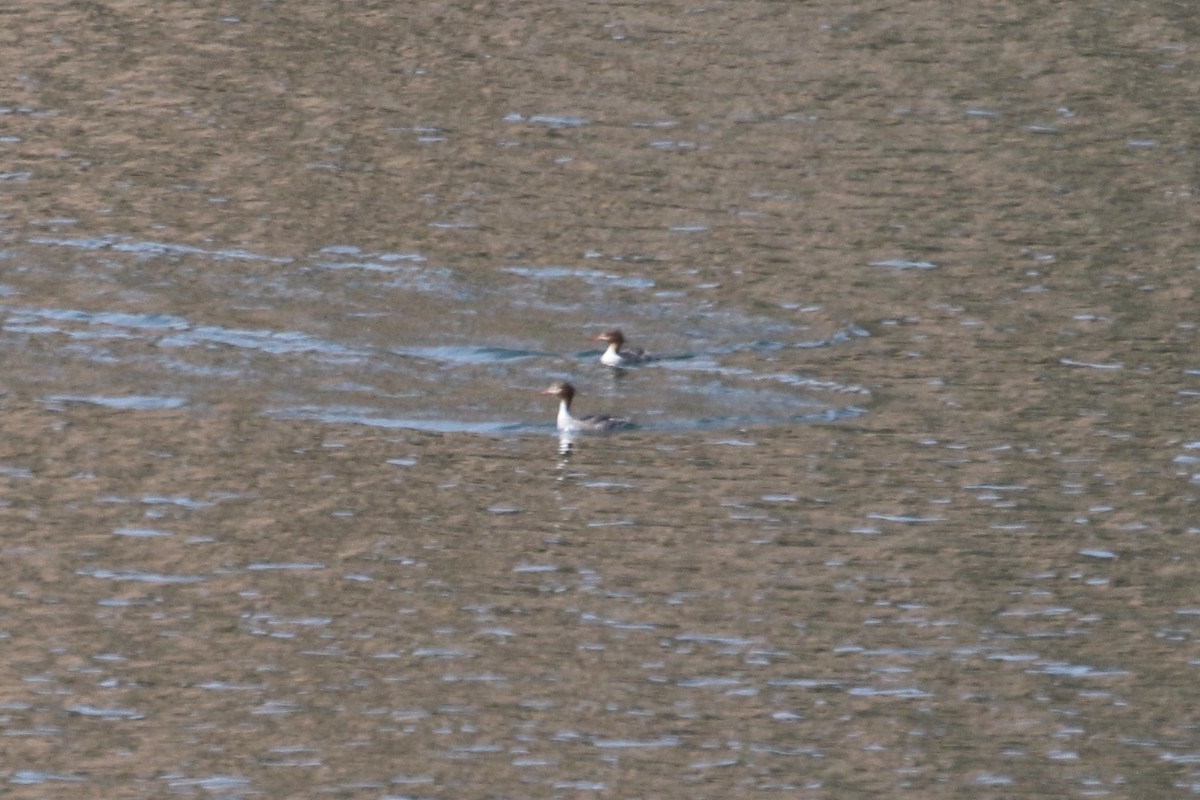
{"left": 557, "top": 399, "right": 576, "bottom": 430}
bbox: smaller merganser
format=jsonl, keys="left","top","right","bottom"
{"left": 593, "top": 329, "right": 652, "bottom": 367}
{"left": 539, "top": 381, "right": 633, "bottom": 432}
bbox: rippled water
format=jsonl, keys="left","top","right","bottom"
{"left": 2, "top": 2, "right": 1199, "bottom": 798}
{"left": 3, "top": 232, "right": 868, "bottom": 436}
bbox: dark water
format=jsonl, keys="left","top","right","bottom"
{"left": 2, "top": 2, "right": 1199, "bottom": 798}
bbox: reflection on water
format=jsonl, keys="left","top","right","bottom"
{"left": 556, "top": 429, "right": 579, "bottom": 457}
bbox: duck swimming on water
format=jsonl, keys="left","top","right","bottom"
{"left": 538, "top": 381, "right": 633, "bottom": 432}
{"left": 593, "top": 329, "right": 653, "bottom": 367}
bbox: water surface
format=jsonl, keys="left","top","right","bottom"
{"left": 1, "top": 2, "right": 1198, "bottom": 798}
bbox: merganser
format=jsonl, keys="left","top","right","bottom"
{"left": 593, "top": 329, "right": 652, "bottom": 367}
{"left": 538, "top": 381, "right": 633, "bottom": 432}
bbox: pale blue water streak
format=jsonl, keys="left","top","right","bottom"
{"left": 6, "top": 232, "right": 869, "bottom": 434}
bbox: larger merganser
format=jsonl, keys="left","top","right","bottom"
{"left": 538, "top": 381, "right": 633, "bottom": 432}
{"left": 593, "top": 329, "right": 652, "bottom": 367}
